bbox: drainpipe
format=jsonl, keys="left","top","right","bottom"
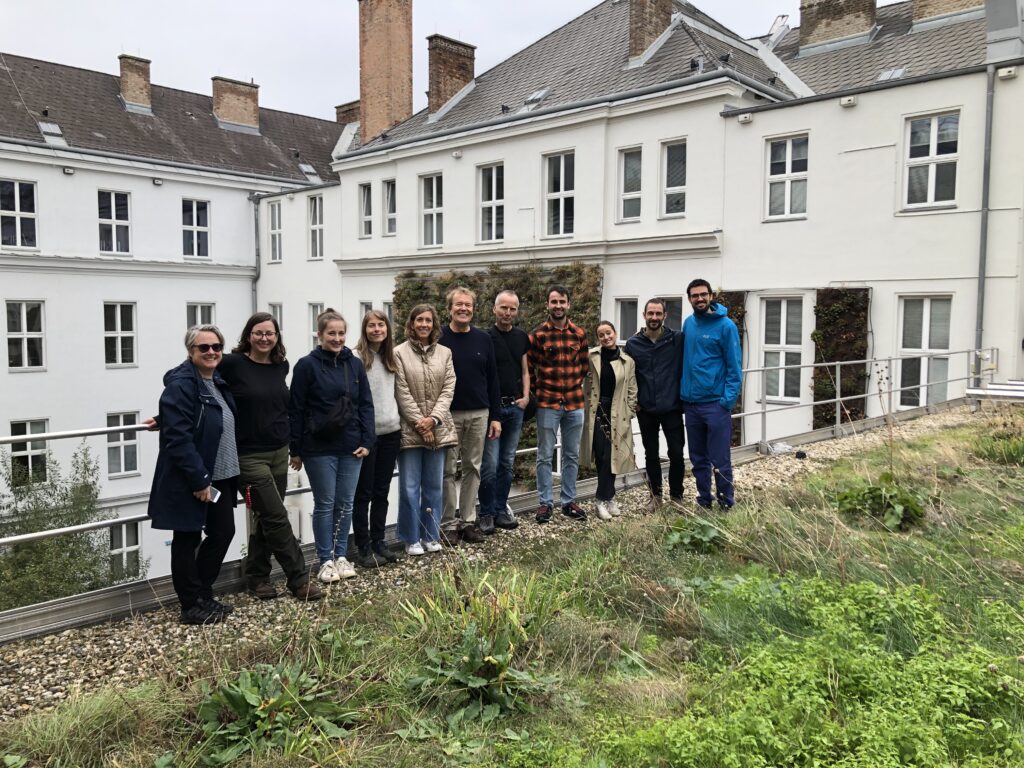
{"left": 974, "top": 64, "right": 995, "bottom": 386}
{"left": 248, "top": 192, "right": 261, "bottom": 314}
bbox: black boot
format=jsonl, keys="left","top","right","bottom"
{"left": 371, "top": 539, "right": 399, "bottom": 563}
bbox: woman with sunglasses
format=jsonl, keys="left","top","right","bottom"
{"left": 149, "top": 324, "right": 239, "bottom": 625}
{"left": 218, "top": 313, "right": 322, "bottom": 602}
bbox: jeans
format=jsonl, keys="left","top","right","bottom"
{"left": 304, "top": 453, "right": 363, "bottom": 565}
{"left": 170, "top": 477, "right": 236, "bottom": 609}
{"left": 535, "top": 406, "right": 585, "bottom": 507}
{"left": 352, "top": 430, "right": 401, "bottom": 549}
{"left": 682, "top": 401, "right": 734, "bottom": 507}
{"left": 240, "top": 447, "right": 308, "bottom": 589}
{"left": 397, "top": 447, "right": 446, "bottom": 544}
{"left": 478, "top": 404, "right": 525, "bottom": 517}
{"left": 636, "top": 409, "right": 686, "bottom": 498}
{"left": 442, "top": 409, "right": 489, "bottom": 531}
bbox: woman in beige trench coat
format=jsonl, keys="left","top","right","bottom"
{"left": 580, "top": 320, "right": 638, "bottom": 520}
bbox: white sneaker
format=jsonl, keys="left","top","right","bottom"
{"left": 423, "top": 539, "right": 442, "bottom": 553}
{"left": 334, "top": 557, "right": 357, "bottom": 579}
{"left": 317, "top": 560, "right": 340, "bottom": 583}
{"left": 406, "top": 542, "right": 425, "bottom": 556}
{"left": 609, "top": 499, "right": 622, "bottom": 517}
{"left": 595, "top": 501, "right": 612, "bottom": 521}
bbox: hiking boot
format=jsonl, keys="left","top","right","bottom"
{"left": 495, "top": 510, "right": 519, "bottom": 529}
{"left": 460, "top": 524, "right": 486, "bottom": 544}
{"left": 477, "top": 515, "right": 497, "bottom": 535}
{"left": 371, "top": 539, "right": 399, "bottom": 563}
{"left": 535, "top": 503, "right": 552, "bottom": 523}
{"left": 248, "top": 581, "right": 280, "bottom": 600}
{"left": 594, "top": 500, "right": 612, "bottom": 521}
{"left": 198, "top": 596, "right": 233, "bottom": 615}
{"left": 440, "top": 529, "right": 460, "bottom": 547}
{"left": 357, "top": 545, "right": 386, "bottom": 569}
{"left": 180, "top": 603, "right": 223, "bottom": 626}
{"left": 291, "top": 580, "right": 323, "bottom": 601}
{"left": 609, "top": 499, "right": 622, "bottom": 517}
{"left": 561, "top": 501, "right": 587, "bottom": 521}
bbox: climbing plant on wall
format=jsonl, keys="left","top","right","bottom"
{"left": 811, "top": 288, "right": 870, "bottom": 429}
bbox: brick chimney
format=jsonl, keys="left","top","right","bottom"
{"left": 799, "top": 0, "right": 877, "bottom": 48}
{"left": 427, "top": 35, "right": 476, "bottom": 113}
{"left": 630, "top": 0, "right": 673, "bottom": 58}
{"left": 914, "top": 0, "right": 983, "bottom": 22}
{"left": 118, "top": 54, "right": 151, "bottom": 112}
{"left": 212, "top": 77, "right": 259, "bottom": 131}
{"left": 359, "top": 0, "right": 413, "bottom": 141}
{"left": 335, "top": 99, "right": 361, "bottom": 124}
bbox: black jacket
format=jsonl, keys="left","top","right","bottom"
{"left": 289, "top": 346, "right": 375, "bottom": 457}
{"left": 624, "top": 327, "right": 684, "bottom": 414}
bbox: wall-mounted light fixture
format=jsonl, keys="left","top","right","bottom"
{"left": 152, "top": 177, "right": 164, "bottom": 186}
{"left": 62, "top": 167, "right": 75, "bottom": 175}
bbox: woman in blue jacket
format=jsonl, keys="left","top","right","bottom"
{"left": 289, "top": 309, "right": 375, "bottom": 584}
{"left": 149, "top": 324, "right": 239, "bottom": 626}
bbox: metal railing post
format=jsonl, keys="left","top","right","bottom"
{"left": 759, "top": 368, "right": 768, "bottom": 454}
{"left": 834, "top": 362, "right": 842, "bottom": 434}
{"left": 887, "top": 358, "right": 895, "bottom": 420}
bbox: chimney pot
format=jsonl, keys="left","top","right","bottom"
{"left": 427, "top": 34, "right": 476, "bottom": 114}
{"left": 798, "top": 0, "right": 876, "bottom": 48}
{"left": 118, "top": 54, "right": 152, "bottom": 112}
{"left": 212, "top": 76, "right": 260, "bottom": 131}
{"left": 629, "top": 0, "right": 673, "bottom": 58}
{"left": 359, "top": 0, "right": 413, "bottom": 142}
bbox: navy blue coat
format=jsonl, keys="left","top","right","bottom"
{"left": 624, "top": 327, "right": 685, "bottom": 415}
{"left": 289, "top": 346, "right": 376, "bottom": 457}
{"left": 148, "top": 361, "right": 238, "bottom": 531}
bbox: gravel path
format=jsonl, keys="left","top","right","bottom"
{"left": 0, "top": 407, "right": 980, "bottom": 721}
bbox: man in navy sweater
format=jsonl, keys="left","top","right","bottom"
{"left": 440, "top": 286, "right": 502, "bottom": 544}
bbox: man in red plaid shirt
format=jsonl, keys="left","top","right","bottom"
{"left": 528, "top": 285, "right": 589, "bottom": 523}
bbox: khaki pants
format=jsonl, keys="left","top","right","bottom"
{"left": 442, "top": 409, "right": 489, "bottom": 531}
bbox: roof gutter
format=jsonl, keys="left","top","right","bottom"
{"left": 974, "top": 64, "right": 996, "bottom": 386}
{"left": 335, "top": 68, "right": 792, "bottom": 162}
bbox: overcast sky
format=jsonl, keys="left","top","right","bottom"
{"left": 1, "top": 0, "right": 899, "bottom": 120}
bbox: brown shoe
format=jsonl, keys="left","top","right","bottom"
{"left": 248, "top": 581, "right": 280, "bottom": 600}
{"left": 440, "top": 529, "right": 460, "bottom": 547}
{"left": 291, "top": 580, "right": 323, "bottom": 601}
{"left": 460, "top": 524, "right": 486, "bottom": 544}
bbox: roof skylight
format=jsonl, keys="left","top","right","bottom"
{"left": 298, "top": 162, "right": 322, "bottom": 184}
{"left": 877, "top": 67, "right": 906, "bottom": 82}
{"left": 37, "top": 121, "right": 68, "bottom": 146}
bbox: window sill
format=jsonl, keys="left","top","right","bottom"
{"left": 382, "top": 232, "right": 397, "bottom": 238}
{"left": 358, "top": 235, "right": 372, "bottom": 240}
{"left": 657, "top": 213, "right": 687, "bottom": 221}
{"left": 615, "top": 218, "right": 642, "bottom": 226}
{"left": 539, "top": 234, "right": 574, "bottom": 241}
{"left": 100, "top": 252, "right": 133, "bottom": 257}
{"left": 475, "top": 239, "right": 505, "bottom": 246}
{"left": 756, "top": 398, "right": 802, "bottom": 406}
{"left": 267, "top": 259, "right": 282, "bottom": 265}
{"left": 306, "top": 257, "right": 324, "bottom": 262}
{"left": 109, "top": 471, "right": 142, "bottom": 480}
{"left": 897, "top": 203, "right": 957, "bottom": 215}
{"left": 1, "top": 245, "right": 41, "bottom": 253}
{"left": 7, "top": 366, "right": 47, "bottom": 373}
{"left": 762, "top": 215, "right": 807, "bottom": 224}
{"left": 418, "top": 244, "right": 444, "bottom": 250}
{"left": 184, "top": 255, "right": 211, "bottom": 261}
{"left": 105, "top": 363, "right": 139, "bottom": 370}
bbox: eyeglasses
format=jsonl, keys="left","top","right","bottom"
{"left": 689, "top": 292, "right": 711, "bottom": 300}
{"left": 251, "top": 331, "right": 277, "bottom": 339}
{"left": 192, "top": 343, "right": 224, "bottom": 353}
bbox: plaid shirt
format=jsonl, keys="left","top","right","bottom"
{"left": 528, "top": 319, "right": 589, "bottom": 410}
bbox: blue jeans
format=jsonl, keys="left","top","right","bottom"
{"left": 535, "top": 406, "right": 585, "bottom": 507}
{"left": 397, "top": 447, "right": 446, "bottom": 544}
{"left": 304, "top": 453, "right": 363, "bottom": 565}
{"left": 478, "top": 404, "right": 526, "bottom": 517}
{"left": 682, "top": 401, "right": 734, "bottom": 508}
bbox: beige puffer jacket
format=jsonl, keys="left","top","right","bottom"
{"left": 394, "top": 339, "right": 457, "bottom": 450}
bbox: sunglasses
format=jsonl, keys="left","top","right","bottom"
{"left": 192, "top": 343, "right": 224, "bottom": 353}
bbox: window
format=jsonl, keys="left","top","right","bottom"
{"left": 269, "top": 201, "right": 282, "bottom": 262}
{"left": 662, "top": 142, "right": 686, "bottom": 216}
{"left": 10, "top": 419, "right": 47, "bottom": 485}
{"left": 110, "top": 522, "right": 141, "bottom": 580}
{"left": 383, "top": 179, "right": 397, "bottom": 235}
{"left": 763, "top": 298, "right": 803, "bottom": 400}
{"left": 6, "top": 301, "right": 44, "bottom": 369}
{"left": 182, "top": 199, "right": 210, "bottom": 257}
{"left": 620, "top": 148, "right": 642, "bottom": 220}
{"left": 899, "top": 296, "right": 951, "bottom": 407}
{"left": 766, "top": 136, "right": 808, "bottom": 218}
{"left": 269, "top": 302, "right": 283, "bottom": 329}
{"left": 545, "top": 152, "right": 575, "bottom": 236}
{"left": 359, "top": 183, "right": 372, "bottom": 237}
{"left": 104, "top": 302, "right": 136, "bottom": 365}
{"left": 383, "top": 301, "right": 393, "bottom": 324}
{"left": 906, "top": 113, "right": 958, "bottom": 207}
{"left": 662, "top": 297, "right": 684, "bottom": 330}
{"left": 107, "top": 412, "right": 139, "bottom": 477}
{"left": 617, "top": 299, "right": 638, "bottom": 340}
{"left": 98, "top": 191, "right": 130, "bottom": 253}
{"left": 480, "top": 164, "right": 505, "bottom": 241}
{"left": 359, "top": 301, "right": 373, "bottom": 319}
{"left": 1, "top": 179, "right": 37, "bottom": 247}
{"left": 309, "top": 195, "right": 324, "bottom": 259}
{"left": 186, "top": 303, "right": 215, "bottom": 328}
{"left": 309, "top": 303, "right": 323, "bottom": 350}
{"left": 422, "top": 174, "right": 443, "bottom": 246}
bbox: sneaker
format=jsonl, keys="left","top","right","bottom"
{"left": 357, "top": 545, "right": 386, "bottom": 569}
{"left": 406, "top": 542, "right": 425, "bottom": 556}
{"left": 477, "top": 515, "right": 497, "bottom": 535}
{"left": 494, "top": 511, "right": 519, "bottom": 529}
{"left": 371, "top": 539, "right": 399, "bottom": 563}
{"left": 180, "top": 603, "right": 223, "bottom": 626}
{"left": 291, "top": 580, "right": 323, "bottom": 601}
{"left": 247, "top": 582, "right": 280, "bottom": 601}
{"left": 535, "top": 504, "right": 552, "bottom": 523}
{"left": 334, "top": 557, "right": 357, "bottom": 579}
{"left": 318, "top": 560, "right": 341, "bottom": 583}
{"left": 460, "top": 524, "right": 486, "bottom": 544}
{"left": 562, "top": 501, "right": 587, "bottom": 520}
{"left": 594, "top": 500, "right": 612, "bottom": 521}
{"left": 198, "top": 596, "right": 234, "bottom": 615}
{"left": 609, "top": 499, "right": 622, "bottom": 517}
{"left": 423, "top": 539, "right": 443, "bottom": 553}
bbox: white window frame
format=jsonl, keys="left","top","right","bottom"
{"left": 661, "top": 140, "right": 687, "bottom": 218}
{"left": 10, "top": 418, "right": 48, "bottom": 485}
{"left": 0, "top": 178, "right": 38, "bottom": 249}
{"left": 309, "top": 302, "right": 323, "bottom": 351}
{"left": 359, "top": 183, "right": 373, "bottom": 238}
{"left": 660, "top": 296, "right": 685, "bottom": 331}
{"left": 421, "top": 174, "right": 444, "bottom": 247}
{"left": 762, "top": 297, "right": 803, "bottom": 401}
{"left": 616, "top": 298, "right": 638, "bottom": 343}
{"left": 186, "top": 302, "right": 215, "bottom": 329}
{"left": 104, "top": 302, "right": 137, "bottom": 367}
{"left": 268, "top": 201, "right": 282, "bottom": 262}
{"left": 109, "top": 521, "right": 142, "bottom": 580}
{"left": 479, "top": 163, "right": 505, "bottom": 242}
{"left": 619, "top": 148, "right": 642, "bottom": 222}
{"left": 766, "top": 135, "right": 808, "bottom": 220}
{"left": 98, "top": 190, "right": 131, "bottom": 254}
{"left": 898, "top": 295, "right": 952, "bottom": 408}
{"left": 544, "top": 151, "right": 575, "bottom": 237}
{"left": 6, "top": 300, "right": 45, "bottom": 370}
{"left": 269, "top": 302, "right": 283, "bottom": 329}
{"left": 182, "top": 199, "right": 210, "bottom": 258}
{"left": 904, "top": 112, "right": 959, "bottom": 209}
{"left": 383, "top": 179, "right": 397, "bottom": 236}
{"left": 359, "top": 301, "right": 374, "bottom": 318}
{"left": 308, "top": 195, "right": 324, "bottom": 260}
{"left": 107, "top": 412, "right": 140, "bottom": 478}
{"left": 383, "top": 301, "right": 394, "bottom": 325}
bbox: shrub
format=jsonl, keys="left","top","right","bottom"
{"left": 666, "top": 517, "right": 724, "bottom": 554}
{"left": 835, "top": 472, "right": 926, "bottom": 530}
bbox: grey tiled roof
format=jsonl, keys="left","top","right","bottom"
{"left": 774, "top": 1, "right": 986, "bottom": 93}
{"left": 358, "top": 0, "right": 789, "bottom": 151}
{"left": 0, "top": 53, "right": 342, "bottom": 182}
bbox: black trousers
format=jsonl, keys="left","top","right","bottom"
{"left": 636, "top": 408, "right": 686, "bottom": 498}
{"left": 593, "top": 404, "right": 616, "bottom": 502}
{"left": 241, "top": 447, "right": 308, "bottom": 590}
{"left": 352, "top": 430, "right": 401, "bottom": 549}
{"left": 170, "top": 477, "right": 236, "bottom": 609}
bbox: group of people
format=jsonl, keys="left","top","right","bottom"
{"left": 147, "top": 278, "right": 741, "bottom": 625}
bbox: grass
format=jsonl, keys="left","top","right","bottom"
{"left": 3, "top": 407, "right": 1024, "bottom": 767}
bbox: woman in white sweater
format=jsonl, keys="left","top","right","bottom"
{"left": 351, "top": 310, "right": 402, "bottom": 567}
